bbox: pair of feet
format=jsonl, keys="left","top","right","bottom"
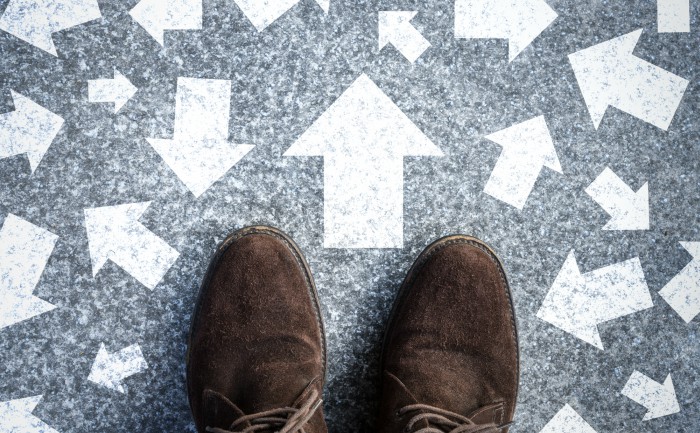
{"left": 186, "top": 227, "right": 519, "bottom": 433}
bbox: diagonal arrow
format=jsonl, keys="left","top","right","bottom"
{"left": 234, "top": 0, "right": 330, "bottom": 32}
{"left": 0, "top": 214, "right": 58, "bottom": 329}
{"left": 88, "top": 343, "right": 149, "bottom": 393}
{"left": 539, "top": 405, "right": 598, "bottom": 433}
{"left": 658, "top": 0, "right": 690, "bottom": 33}
{"left": 0, "top": 395, "right": 60, "bottom": 433}
{"left": 0, "top": 91, "right": 64, "bottom": 174}
{"left": 129, "top": 0, "right": 202, "bottom": 45}
{"left": 88, "top": 70, "right": 138, "bottom": 113}
{"left": 284, "top": 74, "right": 443, "bottom": 249}
{"left": 483, "top": 116, "right": 562, "bottom": 210}
{"left": 147, "top": 77, "right": 254, "bottom": 198}
{"left": 585, "top": 167, "right": 649, "bottom": 231}
{"left": 569, "top": 29, "right": 689, "bottom": 130}
{"left": 379, "top": 11, "right": 430, "bottom": 63}
{"left": 454, "top": 0, "right": 558, "bottom": 62}
{"left": 84, "top": 202, "right": 179, "bottom": 290}
{"left": 621, "top": 371, "right": 680, "bottom": 420}
{"left": 659, "top": 242, "right": 700, "bottom": 323}
{"left": 0, "top": 0, "right": 101, "bottom": 56}
{"left": 537, "top": 250, "right": 654, "bottom": 350}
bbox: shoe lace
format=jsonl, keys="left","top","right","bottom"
{"left": 205, "top": 389, "right": 322, "bottom": 433}
{"left": 399, "top": 404, "right": 511, "bottom": 433}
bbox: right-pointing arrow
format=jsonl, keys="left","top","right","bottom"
{"left": 88, "top": 69, "right": 138, "bottom": 113}
{"left": 537, "top": 250, "right": 653, "bottom": 350}
{"left": 585, "top": 167, "right": 649, "bottom": 231}
{"left": 659, "top": 242, "right": 700, "bottom": 323}
{"left": 621, "top": 371, "right": 680, "bottom": 421}
{"left": 569, "top": 29, "right": 689, "bottom": 130}
{"left": 378, "top": 11, "right": 430, "bottom": 63}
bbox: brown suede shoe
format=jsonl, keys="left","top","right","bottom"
{"left": 377, "top": 235, "right": 519, "bottom": 433}
{"left": 186, "top": 226, "right": 327, "bottom": 433}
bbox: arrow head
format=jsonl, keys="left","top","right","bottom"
{"left": 113, "top": 70, "right": 138, "bottom": 113}
{"left": 602, "top": 182, "right": 648, "bottom": 231}
{"left": 314, "top": 0, "right": 329, "bottom": 13}
{"left": 88, "top": 343, "right": 126, "bottom": 393}
{"left": 485, "top": 115, "right": 561, "bottom": 172}
{"left": 586, "top": 168, "right": 649, "bottom": 231}
{"left": 622, "top": 371, "right": 680, "bottom": 421}
{"left": 130, "top": 0, "right": 167, "bottom": 45}
{"left": 507, "top": 0, "right": 558, "bottom": 62}
{"left": 378, "top": 11, "right": 417, "bottom": 49}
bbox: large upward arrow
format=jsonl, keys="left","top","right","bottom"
{"left": 147, "top": 78, "right": 254, "bottom": 198}
{"left": 88, "top": 70, "right": 138, "bottom": 113}
{"left": 454, "top": 0, "right": 558, "bottom": 61}
{"left": 88, "top": 343, "right": 149, "bottom": 393}
{"left": 585, "top": 167, "right": 649, "bottom": 231}
{"left": 569, "top": 29, "right": 689, "bottom": 130}
{"left": 659, "top": 242, "right": 700, "bottom": 323}
{"left": 285, "top": 74, "right": 443, "bottom": 249}
{"left": 537, "top": 250, "right": 653, "bottom": 350}
{"left": 84, "top": 202, "right": 180, "bottom": 290}
{"left": 483, "top": 116, "right": 562, "bottom": 210}
{"left": 379, "top": 11, "right": 430, "bottom": 63}
{"left": 0, "top": 91, "right": 64, "bottom": 173}
{"left": 621, "top": 371, "right": 680, "bottom": 420}
{"left": 0, "top": 395, "right": 60, "bottom": 433}
{"left": 0, "top": 214, "right": 58, "bottom": 329}
{"left": 0, "top": 0, "right": 101, "bottom": 56}
{"left": 129, "top": 0, "right": 202, "bottom": 46}
{"left": 539, "top": 405, "right": 598, "bottom": 433}
{"left": 234, "top": 0, "right": 329, "bottom": 31}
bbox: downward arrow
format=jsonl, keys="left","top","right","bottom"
{"left": 537, "top": 250, "right": 653, "bottom": 350}
{"left": 84, "top": 202, "right": 179, "bottom": 290}
{"left": 483, "top": 116, "right": 562, "bottom": 210}
{"left": 454, "top": 0, "right": 558, "bottom": 61}
{"left": 569, "top": 29, "right": 689, "bottom": 130}
{"left": 88, "top": 70, "right": 138, "bottom": 113}
{"left": 88, "top": 343, "right": 149, "bottom": 393}
{"left": 234, "top": 0, "right": 329, "bottom": 31}
{"left": 621, "top": 371, "right": 680, "bottom": 420}
{"left": 379, "top": 11, "right": 430, "bottom": 63}
{"left": 285, "top": 74, "right": 443, "bottom": 249}
{"left": 539, "top": 405, "right": 598, "bottom": 433}
{"left": 0, "top": 214, "right": 58, "bottom": 329}
{"left": 0, "top": 91, "right": 64, "bottom": 173}
{"left": 585, "top": 167, "right": 649, "bottom": 231}
{"left": 129, "top": 0, "right": 202, "bottom": 45}
{"left": 0, "top": 395, "right": 60, "bottom": 433}
{"left": 147, "top": 78, "right": 254, "bottom": 198}
{"left": 0, "top": 0, "right": 101, "bottom": 56}
{"left": 659, "top": 242, "right": 700, "bottom": 323}
{"left": 658, "top": 0, "right": 690, "bottom": 33}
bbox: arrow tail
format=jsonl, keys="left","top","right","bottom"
{"left": 484, "top": 151, "right": 543, "bottom": 210}
{"left": 658, "top": 0, "right": 690, "bottom": 33}
{"left": 174, "top": 77, "right": 230, "bottom": 140}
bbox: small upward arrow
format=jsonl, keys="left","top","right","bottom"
{"left": 379, "top": 11, "right": 430, "bottom": 63}
{"left": 0, "top": 0, "right": 101, "bottom": 56}
{"left": 483, "top": 116, "right": 562, "bottom": 210}
{"left": 585, "top": 167, "right": 649, "bottom": 230}
{"left": 0, "top": 395, "right": 60, "bottom": 433}
{"left": 569, "top": 29, "right": 689, "bottom": 130}
{"left": 84, "top": 202, "right": 180, "bottom": 290}
{"left": 454, "top": 0, "right": 558, "bottom": 61}
{"left": 659, "top": 242, "right": 700, "bottom": 323}
{"left": 234, "top": 0, "right": 329, "bottom": 31}
{"left": 0, "top": 91, "right": 64, "bottom": 173}
{"left": 621, "top": 371, "right": 680, "bottom": 420}
{"left": 285, "top": 74, "right": 443, "bottom": 249}
{"left": 88, "top": 70, "right": 138, "bottom": 113}
{"left": 129, "top": 0, "right": 202, "bottom": 45}
{"left": 0, "top": 214, "right": 58, "bottom": 329}
{"left": 539, "top": 405, "right": 598, "bottom": 433}
{"left": 537, "top": 250, "right": 653, "bottom": 350}
{"left": 88, "top": 343, "right": 149, "bottom": 393}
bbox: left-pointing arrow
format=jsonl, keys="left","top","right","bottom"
{"left": 88, "top": 70, "right": 138, "bottom": 113}
{"left": 0, "top": 395, "right": 60, "bottom": 433}
{"left": 88, "top": 343, "right": 149, "bottom": 393}
{"left": 0, "top": 214, "right": 58, "bottom": 330}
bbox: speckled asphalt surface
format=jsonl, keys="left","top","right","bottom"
{"left": 1, "top": 0, "right": 699, "bottom": 432}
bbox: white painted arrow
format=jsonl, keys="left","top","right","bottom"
{"left": 621, "top": 371, "right": 680, "bottom": 420}
{"left": 539, "top": 405, "right": 597, "bottom": 433}
{"left": 0, "top": 91, "right": 64, "bottom": 173}
{"left": 658, "top": 0, "right": 690, "bottom": 33}
{"left": 0, "top": 395, "right": 60, "bottom": 433}
{"left": 483, "top": 116, "right": 561, "bottom": 210}
{"left": 585, "top": 167, "right": 649, "bottom": 231}
{"left": 454, "top": 0, "right": 557, "bottom": 61}
{"left": 379, "top": 11, "right": 430, "bottom": 63}
{"left": 569, "top": 29, "right": 689, "bottom": 130}
{"left": 234, "top": 0, "right": 329, "bottom": 32}
{"left": 659, "top": 242, "right": 700, "bottom": 323}
{"left": 285, "top": 74, "right": 443, "bottom": 249}
{"left": 0, "top": 0, "right": 101, "bottom": 56}
{"left": 0, "top": 214, "right": 58, "bottom": 330}
{"left": 537, "top": 250, "right": 653, "bottom": 350}
{"left": 129, "top": 0, "right": 202, "bottom": 45}
{"left": 147, "top": 78, "right": 254, "bottom": 198}
{"left": 88, "top": 70, "right": 138, "bottom": 113}
{"left": 84, "top": 202, "right": 179, "bottom": 290}
{"left": 88, "top": 343, "right": 148, "bottom": 393}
